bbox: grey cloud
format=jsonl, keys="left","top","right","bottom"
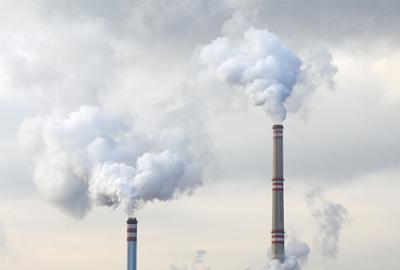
{"left": 0, "top": 0, "right": 226, "bottom": 112}
{"left": 8, "top": 1, "right": 400, "bottom": 62}
{"left": 36, "top": 0, "right": 400, "bottom": 57}
{"left": 0, "top": 8, "right": 118, "bottom": 109}
{"left": 39, "top": 0, "right": 230, "bottom": 50}
{"left": 0, "top": 1, "right": 216, "bottom": 207}
{"left": 1, "top": 0, "right": 399, "bottom": 203}
{"left": 237, "top": 1, "right": 400, "bottom": 48}
{"left": 2, "top": 0, "right": 398, "bottom": 111}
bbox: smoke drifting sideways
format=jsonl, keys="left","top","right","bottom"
{"left": 268, "top": 189, "right": 348, "bottom": 270}
{"left": 268, "top": 239, "right": 310, "bottom": 270}
{"left": 18, "top": 106, "right": 206, "bottom": 218}
{"left": 306, "top": 188, "right": 349, "bottom": 259}
{"left": 198, "top": 28, "right": 337, "bottom": 123}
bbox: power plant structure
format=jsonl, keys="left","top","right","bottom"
{"left": 123, "top": 126, "right": 286, "bottom": 267}
{"left": 127, "top": 217, "right": 138, "bottom": 270}
{"left": 271, "top": 124, "right": 285, "bottom": 262}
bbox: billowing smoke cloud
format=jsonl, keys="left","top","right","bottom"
{"left": 268, "top": 239, "right": 310, "bottom": 270}
{"left": 285, "top": 49, "right": 337, "bottom": 117}
{"left": 18, "top": 106, "right": 207, "bottom": 218}
{"left": 198, "top": 27, "right": 337, "bottom": 123}
{"left": 305, "top": 188, "right": 349, "bottom": 259}
{"left": 170, "top": 250, "right": 210, "bottom": 270}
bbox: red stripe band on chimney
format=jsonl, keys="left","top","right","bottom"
{"left": 273, "top": 188, "right": 284, "bottom": 191}
{"left": 272, "top": 177, "right": 285, "bottom": 181}
{"left": 272, "top": 182, "right": 284, "bottom": 186}
{"left": 271, "top": 230, "right": 285, "bottom": 233}
{"left": 127, "top": 237, "right": 137, "bottom": 241}
{"left": 127, "top": 228, "right": 137, "bottom": 233}
{"left": 272, "top": 241, "right": 285, "bottom": 244}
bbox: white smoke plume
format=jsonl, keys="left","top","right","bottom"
{"left": 18, "top": 106, "right": 206, "bottom": 218}
{"left": 285, "top": 49, "right": 337, "bottom": 116}
{"left": 170, "top": 250, "right": 210, "bottom": 270}
{"left": 305, "top": 188, "right": 349, "bottom": 259}
{"left": 198, "top": 27, "right": 337, "bottom": 123}
{"left": 267, "top": 239, "right": 310, "bottom": 270}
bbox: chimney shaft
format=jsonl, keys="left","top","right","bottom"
{"left": 127, "top": 218, "right": 137, "bottom": 270}
{"left": 271, "top": 124, "right": 285, "bottom": 262}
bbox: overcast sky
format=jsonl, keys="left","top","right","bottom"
{"left": 0, "top": 1, "right": 399, "bottom": 270}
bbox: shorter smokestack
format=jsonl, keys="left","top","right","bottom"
{"left": 127, "top": 217, "right": 137, "bottom": 270}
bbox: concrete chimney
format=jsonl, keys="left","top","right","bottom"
{"left": 127, "top": 217, "right": 137, "bottom": 270}
{"left": 271, "top": 124, "right": 285, "bottom": 262}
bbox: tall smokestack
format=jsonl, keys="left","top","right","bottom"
{"left": 127, "top": 217, "right": 137, "bottom": 270}
{"left": 271, "top": 124, "right": 285, "bottom": 262}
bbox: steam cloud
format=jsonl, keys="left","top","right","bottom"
{"left": 170, "top": 250, "right": 210, "bottom": 270}
{"left": 268, "top": 239, "right": 310, "bottom": 270}
{"left": 18, "top": 106, "right": 206, "bottom": 218}
{"left": 198, "top": 28, "right": 337, "bottom": 123}
{"left": 306, "top": 188, "right": 349, "bottom": 259}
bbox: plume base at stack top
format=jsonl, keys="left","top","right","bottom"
{"left": 127, "top": 218, "right": 138, "bottom": 224}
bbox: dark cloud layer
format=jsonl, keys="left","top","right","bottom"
{"left": 258, "top": 1, "right": 400, "bottom": 46}
{"left": 39, "top": 0, "right": 230, "bottom": 53}
{"left": 38, "top": 0, "right": 400, "bottom": 48}
{"left": 0, "top": 0, "right": 399, "bottom": 197}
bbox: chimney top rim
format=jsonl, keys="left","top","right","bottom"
{"left": 272, "top": 124, "right": 284, "bottom": 129}
{"left": 127, "top": 218, "right": 137, "bottom": 224}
